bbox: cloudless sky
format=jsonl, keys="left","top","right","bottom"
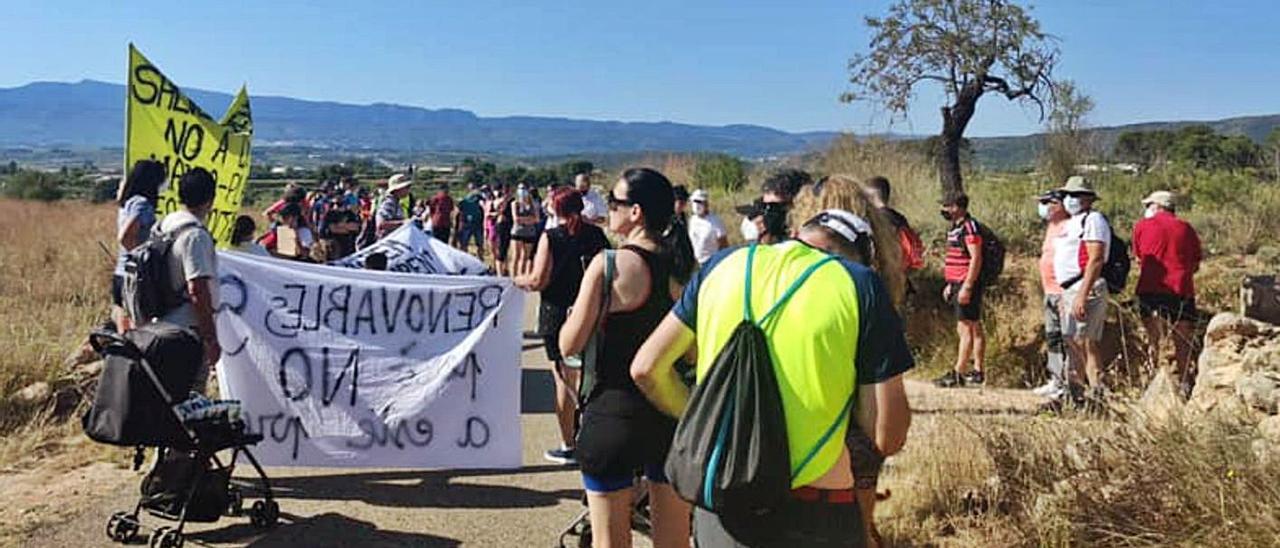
{"left": 1, "top": 0, "right": 1277, "bottom": 136}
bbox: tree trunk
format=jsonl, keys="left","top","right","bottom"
{"left": 937, "top": 87, "right": 981, "bottom": 197}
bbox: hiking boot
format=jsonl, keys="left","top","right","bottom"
{"left": 962, "top": 370, "right": 985, "bottom": 386}
{"left": 933, "top": 370, "right": 964, "bottom": 388}
{"left": 544, "top": 447, "right": 578, "bottom": 466}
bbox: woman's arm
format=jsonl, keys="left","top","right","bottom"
{"left": 118, "top": 217, "right": 143, "bottom": 251}
{"left": 514, "top": 233, "right": 553, "bottom": 290}
{"left": 559, "top": 254, "right": 606, "bottom": 358}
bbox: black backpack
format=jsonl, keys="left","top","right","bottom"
{"left": 665, "top": 245, "right": 855, "bottom": 516}
{"left": 121, "top": 221, "right": 200, "bottom": 323}
{"left": 973, "top": 220, "right": 1006, "bottom": 287}
{"left": 1093, "top": 213, "right": 1131, "bottom": 293}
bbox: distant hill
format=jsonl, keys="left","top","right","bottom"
{"left": 0, "top": 80, "right": 837, "bottom": 158}
{"left": 1, "top": 80, "right": 1275, "bottom": 168}
{"left": 971, "top": 114, "right": 1280, "bottom": 170}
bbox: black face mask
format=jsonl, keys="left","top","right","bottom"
{"left": 939, "top": 209, "right": 952, "bottom": 222}
{"left": 761, "top": 202, "right": 790, "bottom": 238}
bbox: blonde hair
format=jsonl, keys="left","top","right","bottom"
{"left": 790, "top": 174, "right": 906, "bottom": 309}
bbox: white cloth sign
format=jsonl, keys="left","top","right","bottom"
{"left": 214, "top": 251, "right": 523, "bottom": 468}
{"left": 333, "top": 222, "right": 489, "bottom": 275}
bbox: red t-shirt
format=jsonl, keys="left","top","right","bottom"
{"left": 944, "top": 217, "right": 983, "bottom": 283}
{"left": 428, "top": 192, "right": 454, "bottom": 230}
{"left": 1132, "top": 211, "right": 1201, "bottom": 298}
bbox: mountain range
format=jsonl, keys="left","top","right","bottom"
{"left": 1, "top": 80, "right": 1277, "bottom": 166}
{"left": 0, "top": 80, "right": 837, "bottom": 158}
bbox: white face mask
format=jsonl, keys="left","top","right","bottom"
{"left": 1143, "top": 205, "right": 1158, "bottom": 219}
{"left": 1036, "top": 202, "right": 1051, "bottom": 221}
{"left": 1063, "top": 196, "right": 1084, "bottom": 216}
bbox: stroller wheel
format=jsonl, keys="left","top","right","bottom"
{"left": 149, "top": 526, "right": 183, "bottom": 548}
{"left": 249, "top": 499, "right": 280, "bottom": 528}
{"left": 106, "top": 511, "right": 138, "bottom": 543}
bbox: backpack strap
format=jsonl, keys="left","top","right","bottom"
{"left": 758, "top": 255, "right": 838, "bottom": 330}
{"left": 791, "top": 393, "right": 856, "bottom": 480}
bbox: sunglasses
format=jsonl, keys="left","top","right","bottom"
{"left": 607, "top": 194, "right": 636, "bottom": 210}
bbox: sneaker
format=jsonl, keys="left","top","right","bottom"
{"left": 933, "top": 371, "right": 964, "bottom": 388}
{"left": 1031, "top": 381, "right": 1060, "bottom": 397}
{"left": 544, "top": 447, "right": 577, "bottom": 465}
{"left": 962, "top": 370, "right": 985, "bottom": 386}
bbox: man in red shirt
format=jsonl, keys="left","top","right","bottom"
{"left": 1132, "top": 190, "right": 1202, "bottom": 397}
{"left": 427, "top": 184, "right": 455, "bottom": 243}
{"left": 935, "top": 192, "right": 986, "bottom": 388}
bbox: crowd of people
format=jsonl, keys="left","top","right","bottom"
{"left": 928, "top": 175, "right": 1203, "bottom": 415}
{"left": 109, "top": 154, "right": 1206, "bottom": 547}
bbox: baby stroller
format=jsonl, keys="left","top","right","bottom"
{"left": 82, "top": 323, "right": 278, "bottom": 548}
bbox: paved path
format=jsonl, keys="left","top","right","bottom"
{"left": 35, "top": 296, "right": 1044, "bottom": 547}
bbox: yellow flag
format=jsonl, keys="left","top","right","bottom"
{"left": 126, "top": 44, "right": 253, "bottom": 246}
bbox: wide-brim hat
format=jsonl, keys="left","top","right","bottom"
{"left": 1037, "top": 189, "right": 1063, "bottom": 202}
{"left": 387, "top": 174, "right": 413, "bottom": 192}
{"left": 735, "top": 199, "right": 764, "bottom": 218}
{"left": 1058, "top": 175, "right": 1097, "bottom": 196}
{"left": 1142, "top": 190, "right": 1176, "bottom": 209}
{"left": 690, "top": 189, "right": 710, "bottom": 202}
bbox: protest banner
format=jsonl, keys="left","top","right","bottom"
{"left": 214, "top": 252, "right": 523, "bottom": 468}
{"left": 126, "top": 44, "right": 253, "bottom": 246}
{"left": 333, "top": 222, "right": 490, "bottom": 275}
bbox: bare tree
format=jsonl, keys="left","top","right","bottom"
{"left": 1040, "top": 79, "right": 1095, "bottom": 185}
{"left": 843, "top": 0, "right": 1059, "bottom": 195}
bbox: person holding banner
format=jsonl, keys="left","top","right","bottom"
{"left": 559, "top": 168, "right": 697, "bottom": 548}
{"left": 112, "top": 159, "right": 166, "bottom": 332}
{"left": 515, "top": 187, "right": 611, "bottom": 466}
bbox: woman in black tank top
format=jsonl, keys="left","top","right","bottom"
{"left": 514, "top": 187, "right": 610, "bottom": 466}
{"left": 559, "top": 168, "right": 696, "bottom": 548}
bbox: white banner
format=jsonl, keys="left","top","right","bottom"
{"left": 332, "top": 222, "right": 489, "bottom": 276}
{"left": 214, "top": 251, "right": 523, "bottom": 468}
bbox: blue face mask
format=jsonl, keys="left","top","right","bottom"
{"left": 1063, "top": 195, "right": 1084, "bottom": 215}
{"left": 1037, "top": 202, "right": 1051, "bottom": 220}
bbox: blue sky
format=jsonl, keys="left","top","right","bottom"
{"left": 1, "top": 0, "right": 1276, "bottom": 136}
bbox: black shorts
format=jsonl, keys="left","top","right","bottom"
{"left": 1138, "top": 293, "right": 1197, "bottom": 323}
{"left": 947, "top": 281, "right": 984, "bottom": 321}
{"left": 111, "top": 274, "right": 124, "bottom": 307}
{"left": 576, "top": 390, "right": 677, "bottom": 481}
{"left": 538, "top": 302, "right": 568, "bottom": 362}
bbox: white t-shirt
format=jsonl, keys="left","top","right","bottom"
{"left": 1053, "top": 210, "right": 1112, "bottom": 287}
{"left": 581, "top": 188, "right": 608, "bottom": 223}
{"left": 740, "top": 217, "right": 759, "bottom": 242}
{"left": 543, "top": 201, "right": 561, "bottom": 230}
{"left": 688, "top": 213, "right": 728, "bottom": 264}
{"left": 157, "top": 210, "right": 218, "bottom": 328}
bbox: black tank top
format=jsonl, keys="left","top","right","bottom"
{"left": 542, "top": 225, "right": 610, "bottom": 308}
{"left": 590, "top": 245, "right": 673, "bottom": 403}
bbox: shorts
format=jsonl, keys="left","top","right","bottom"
{"left": 1061, "top": 282, "right": 1108, "bottom": 341}
{"left": 693, "top": 496, "right": 864, "bottom": 548}
{"left": 512, "top": 224, "right": 539, "bottom": 243}
{"left": 576, "top": 390, "right": 677, "bottom": 493}
{"left": 538, "top": 302, "right": 568, "bottom": 362}
{"left": 946, "top": 281, "right": 984, "bottom": 321}
{"left": 1138, "top": 293, "right": 1197, "bottom": 324}
{"left": 111, "top": 274, "right": 124, "bottom": 307}
{"left": 582, "top": 463, "right": 669, "bottom": 493}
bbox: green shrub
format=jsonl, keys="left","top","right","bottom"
{"left": 1, "top": 171, "right": 66, "bottom": 202}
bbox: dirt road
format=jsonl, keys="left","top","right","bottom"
{"left": 11, "top": 297, "right": 1043, "bottom": 547}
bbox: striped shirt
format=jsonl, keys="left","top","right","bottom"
{"left": 944, "top": 216, "right": 983, "bottom": 283}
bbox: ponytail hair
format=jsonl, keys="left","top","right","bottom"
{"left": 119, "top": 159, "right": 166, "bottom": 206}
{"left": 622, "top": 167, "right": 697, "bottom": 283}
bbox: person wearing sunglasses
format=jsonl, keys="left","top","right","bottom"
{"left": 559, "top": 168, "right": 697, "bottom": 548}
